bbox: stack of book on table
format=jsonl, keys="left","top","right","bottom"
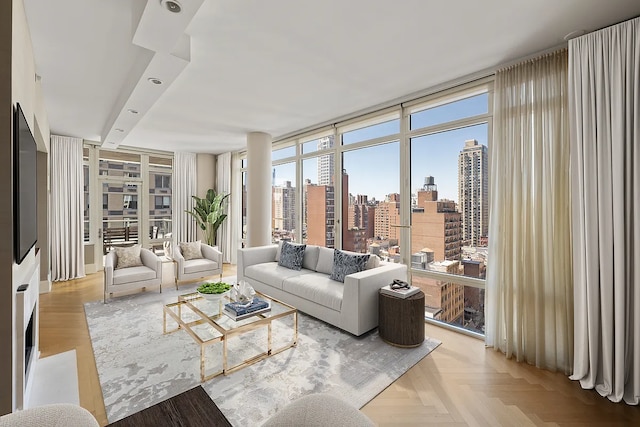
{"left": 223, "top": 298, "right": 271, "bottom": 320}
{"left": 380, "top": 284, "right": 421, "bottom": 299}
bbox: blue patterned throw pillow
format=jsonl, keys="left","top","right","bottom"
{"left": 278, "top": 241, "right": 306, "bottom": 270}
{"left": 330, "top": 249, "right": 370, "bottom": 283}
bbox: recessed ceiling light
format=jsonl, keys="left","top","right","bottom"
{"left": 148, "top": 77, "right": 163, "bottom": 85}
{"left": 127, "top": 109, "right": 139, "bottom": 114}
{"left": 160, "top": 0, "right": 182, "bottom": 13}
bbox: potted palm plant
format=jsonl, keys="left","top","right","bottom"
{"left": 185, "top": 189, "right": 230, "bottom": 246}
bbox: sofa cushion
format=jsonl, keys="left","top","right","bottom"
{"left": 179, "top": 241, "right": 203, "bottom": 260}
{"left": 330, "top": 249, "right": 370, "bottom": 283}
{"left": 113, "top": 265, "right": 156, "bottom": 285}
{"left": 302, "top": 245, "right": 320, "bottom": 271}
{"left": 245, "top": 262, "right": 313, "bottom": 290}
{"left": 283, "top": 273, "right": 343, "bottom": 311}
{"left": 184, "top": 258, "right": 218, "bottom": 274}
{"left": 114, "top": 245, "right": 143, "bottom": 269}
{"left": 316, "top": 247, "right": 334, "bottom": 275}
{"left": 279, "top": 242, "right": 306, "bottom": 270}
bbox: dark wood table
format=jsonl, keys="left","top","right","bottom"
{"left": 378, "top": 289, "right": 425, "bottom": 347}
{"left": 106, "top": 385, "right": 231, "bottom": 427}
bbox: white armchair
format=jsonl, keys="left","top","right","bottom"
{"left": 104, "top": 246, "right": 162, "bottom": 303}
{"left": 172, "top": 242, "right": 223, "bottom": 289}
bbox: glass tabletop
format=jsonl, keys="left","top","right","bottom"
{"left": 174, "top": 291, "right": 296, "bottom": 333}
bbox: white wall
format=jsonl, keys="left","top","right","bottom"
{"left": 196, "top": 153, "right": 216, "bottom": 197}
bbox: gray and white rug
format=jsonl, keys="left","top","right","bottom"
{"left": 85, "top": 279, "right": 440, "bottom": 426}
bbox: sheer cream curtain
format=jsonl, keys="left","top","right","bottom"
{"left": 569, "top": 17, "right": 639, "bottom": 404}
{"left": 486, "top": 50, "right": 573, "bottom": 373}
{"left": 50, "top": 135, "right": 85, "bottom": 281}
{"left": 172, "top": 151, "right": 197, "bottom": 244}
{"left": 216, "top": 152, "right": 232, "bottom": 263}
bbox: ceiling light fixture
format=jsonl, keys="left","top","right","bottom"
{"left": 115, "top": 128, "right": 124, "bottom": 132}
{"left": 127, "top": 109, "right": 139, "bottom": 114}
{"left": 160, "top": 0, "right": 182, "bottom": 13}
{"left": 148, "top": 77, "right": 163, "bottom": 85}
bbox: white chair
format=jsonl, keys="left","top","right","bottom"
{"left": 172, "top": 242, "right": 223, "bottom": 289}
{"left": 104, "top": 246, "right": 162, "bottom": 303}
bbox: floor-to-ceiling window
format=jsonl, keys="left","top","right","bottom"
{"left": 407, "top": 85, "right": 491, "bottom": 335}
{"left": 83, "top": 144, "right": 174, "bottom": 267}
{"left": 271, "top": 145, "right": 297, "bottom": 243}
{"left": 236, "top": 79, "right": 492, "bottom": 336}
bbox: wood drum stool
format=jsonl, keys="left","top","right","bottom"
{"left": 378, "top": 290, "right": 425, "bottom": 347}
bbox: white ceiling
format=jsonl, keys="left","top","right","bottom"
{"left": 23, "top": 0, "right": 640, "bottom": 154}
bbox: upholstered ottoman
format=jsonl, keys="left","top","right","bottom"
{"left": 262, "top": 393, "right": 374, "bottom": 427}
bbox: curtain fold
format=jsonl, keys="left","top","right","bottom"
{"left": 172, "top": 151, "right": 197, "bottom": 244}
{"left": 486, "top": 50, "right": 573, "bottom": 373}
{"left": 50, "top": 135, "right": 85, "bottom": 281}
{"left": 216, "top": 152, "right": 232, "bottom": 263}
{"left": 569, "top": 16, "right": 639, "bottom": 404}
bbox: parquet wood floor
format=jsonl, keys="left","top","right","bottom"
{"left": 39, "top": 265, "right": 640, "bottom": 426}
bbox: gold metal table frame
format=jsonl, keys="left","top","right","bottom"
{"left": 163, "top": 291, "right": 298, "bottom": 382}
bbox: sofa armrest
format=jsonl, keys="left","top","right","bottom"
{"left": 342, "top": 262, "right": 408, "bottom": 335}
{"left": 201, "top": 244, "right": 222, "bottom": 266}
{"left": 104, "top": 251, "right": 116, "bottom": 287}
{"left": 237, "top": 245, "right": 278, "bottom": 281}
{"left": 140, "top": 248, "right": 161, "bottom": 279}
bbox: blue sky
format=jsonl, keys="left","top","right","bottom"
{"left": 272, "top": 93, "right": 489, "bottom": 204}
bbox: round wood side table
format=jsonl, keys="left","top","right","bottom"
{"left": 378, "top": 289, "right": 425, "bottom": 347}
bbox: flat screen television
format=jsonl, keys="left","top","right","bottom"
{"left": 14, "top": 103, "right": 38, "bottom": 264}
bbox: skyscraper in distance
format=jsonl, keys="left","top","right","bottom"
{"left": 317, "top": 136, "right": 334, "bottom": 185}
{"left": 458, "top": 139, "right": 488, "bottom": 246}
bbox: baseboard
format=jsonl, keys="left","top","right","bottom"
{"left": 39, "top": 279, "right": 51, "bottom": 293}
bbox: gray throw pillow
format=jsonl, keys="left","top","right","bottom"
{"left": 179, "top": 241, "right": 203, "bottom": 261}
{"left": 114, "top": 245, "right": 143, "bottom": 269}
{"left": 278, "top": 242, "right": 306, "bottom": 270}
{"left": 330, "top": 249, "right": 370, "bottom": 283}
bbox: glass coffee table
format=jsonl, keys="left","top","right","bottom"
{"left": 163, "top": 291, "right": 297, "bottom": 382}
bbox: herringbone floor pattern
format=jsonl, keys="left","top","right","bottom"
{"left": 39, "top": 266, "right": 640, "bottom": 426}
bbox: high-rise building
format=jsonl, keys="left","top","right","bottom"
{"left": 317, "top": 136, "right": 334, "bottom": 185}
{"left": 305, "top": 182, "right": 335, "bottom": 248}
{"left": 374, "top": 193, "right": 401, "bottom": 242}
{"left": 411, "top": 177, "right": 462, "bottom": 261}
{"left": 272, "top": 181, "right": 296, "bottom": 234}
{"left": 458, "top": 139, "right": 488, "bottom": 246}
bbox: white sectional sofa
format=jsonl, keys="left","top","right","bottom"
{"left": 237, "top": 244, "right": 407, "bottom": 336}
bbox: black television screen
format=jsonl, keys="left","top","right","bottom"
{"left": 14, "top": 103, "right": 37, "bottom": 264}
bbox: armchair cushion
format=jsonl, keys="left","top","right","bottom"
{"left": 179, "top": 241, "right": 203, "bottom": 260}
{"left": 113, "top": 265, "right": 157, "bottom": 285}
{"left": 114, "top": 244, "right": 143, "bottom": 269}
{"left": 184, "top": 258, "right": 219, "bottom": 275}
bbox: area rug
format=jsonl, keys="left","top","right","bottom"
{"left": 85, "top": 278, "right": 440, "bottom": 426}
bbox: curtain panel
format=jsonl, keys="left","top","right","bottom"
{"left": 172, "top": 151, "right": 197, "bottom": 245}
{"left": 50, "top": 135, "right": 85, "bottom": 281}
{"left": 216, "top": 152, "right": 232, "bottom": 263}
{"left": 569, "top": 17, "right": 640, "bottom": 404}
{"left": 486, "top": 50, "right": 573, "bottom": 373}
